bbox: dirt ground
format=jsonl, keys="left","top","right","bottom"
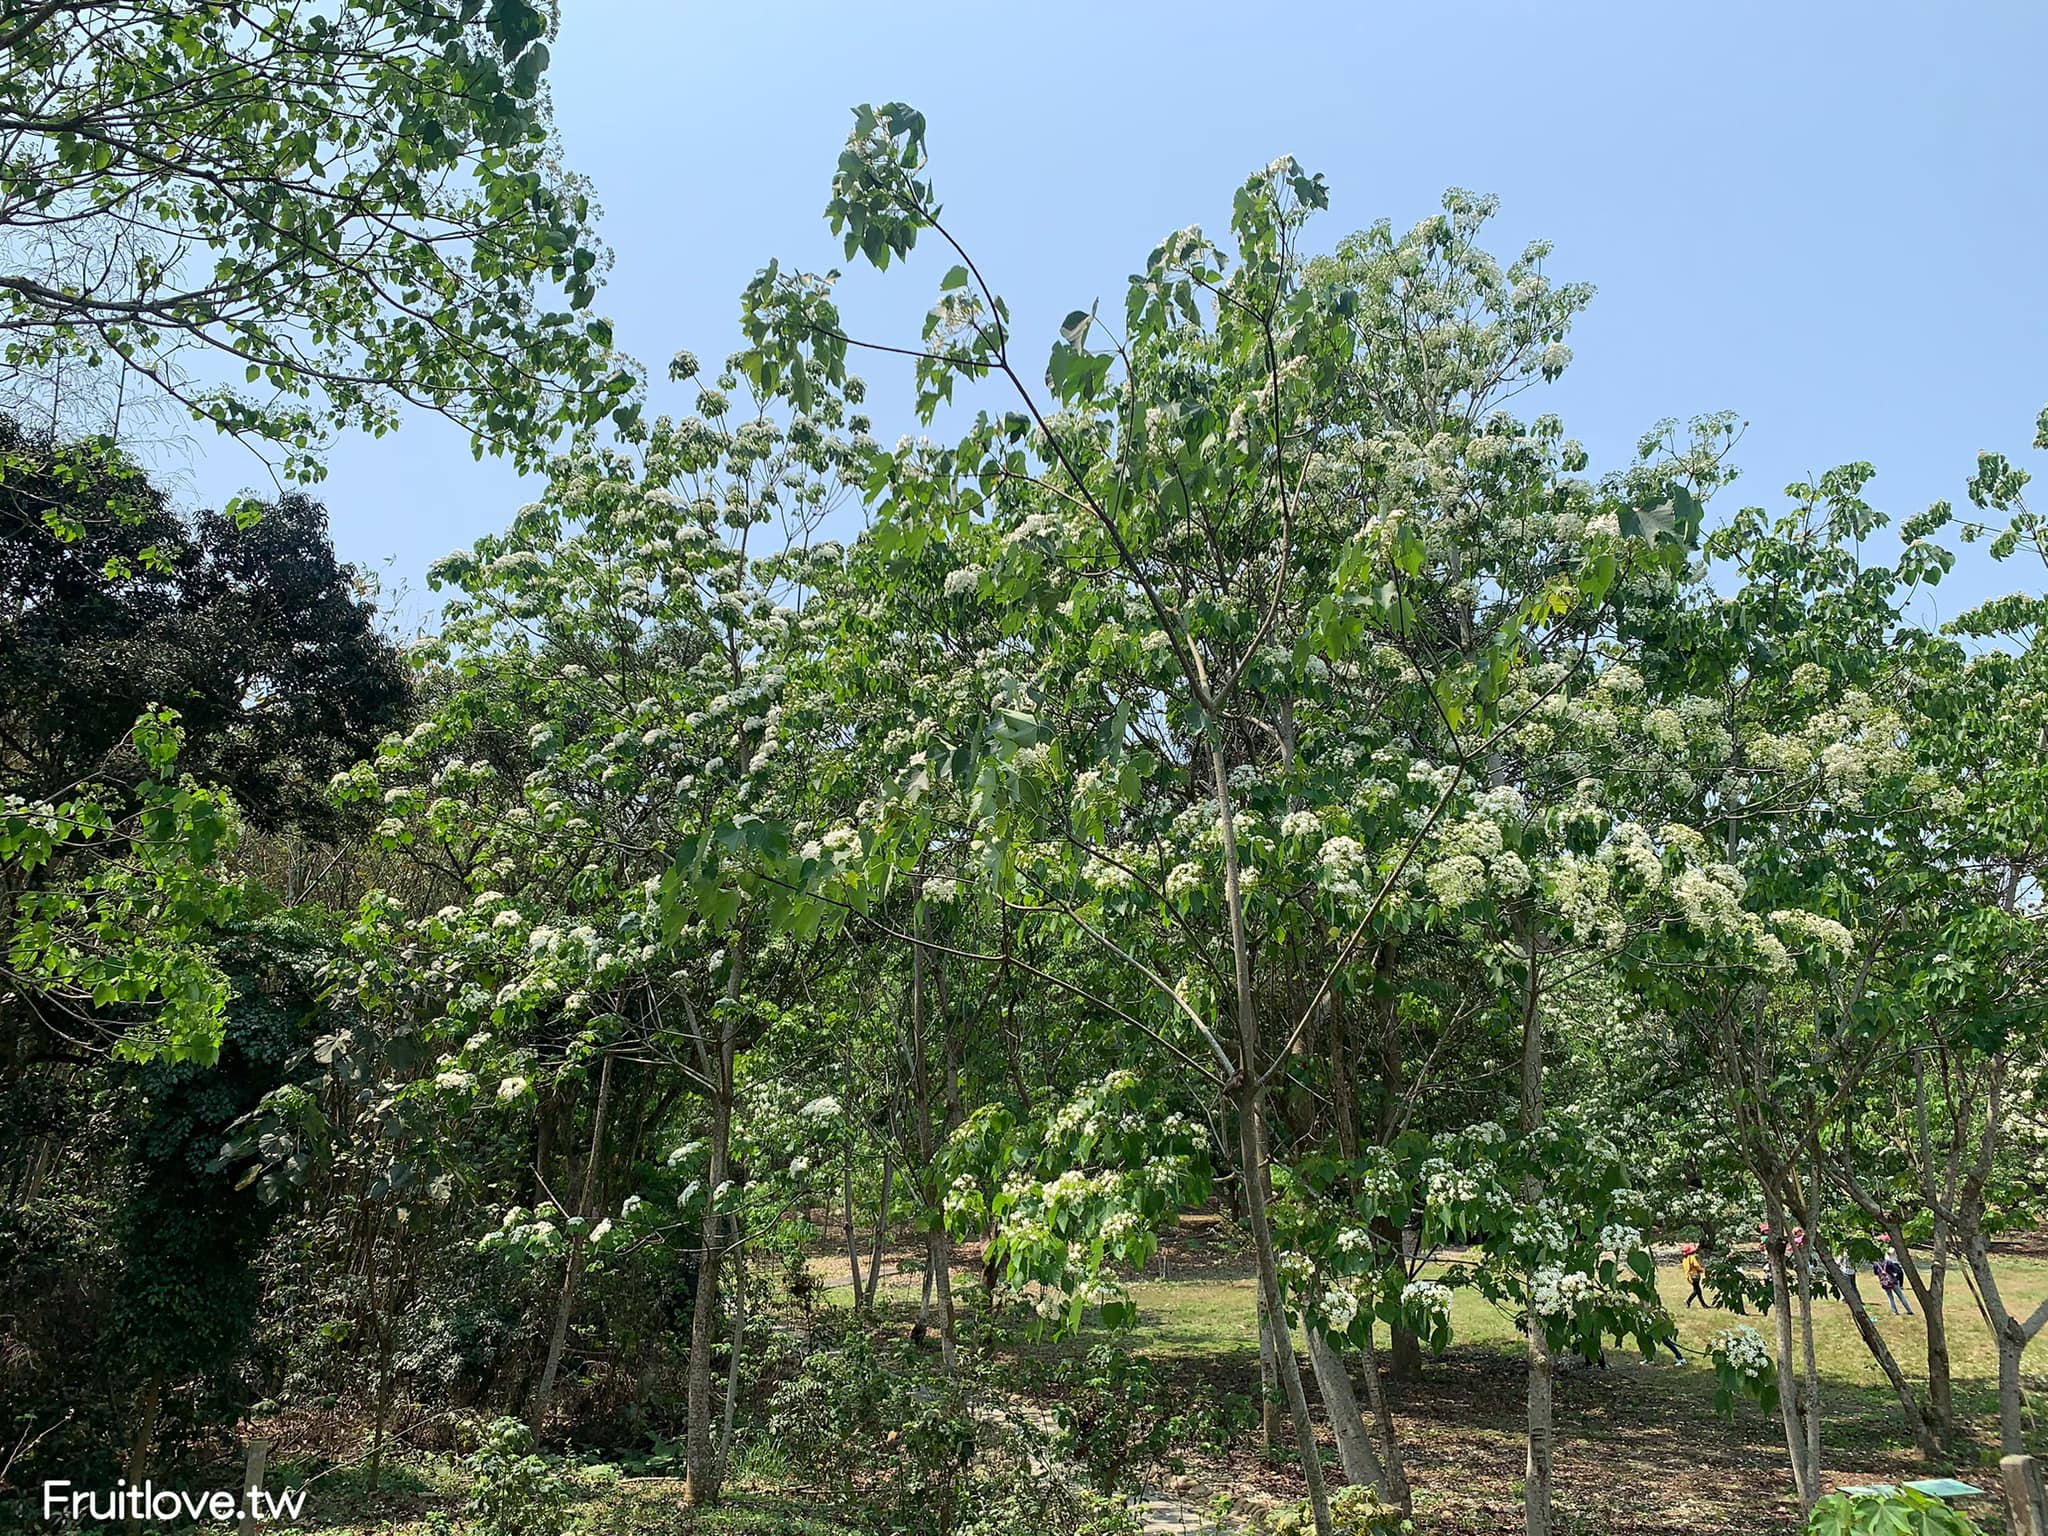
{"left": 813, "top": 1220, "right": 2040, "bottom": 1535}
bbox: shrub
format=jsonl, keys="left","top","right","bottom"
{"left": 1264, "top": 1485, "right": 1413, "bottom": 1536}
{"left": 464, "top": 1418, "right": 568, "bottom": 1536}
{"left": 1806, "top": 1489, "right": 1983, "bottom": 1536}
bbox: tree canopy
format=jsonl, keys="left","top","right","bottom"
{"left": 2, "top": 88, "right": 2046, "bottom": 1536}
{"left": 0, "top": 0, "right": 638, "bottom": 486}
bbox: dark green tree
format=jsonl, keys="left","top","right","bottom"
{"left": 0, "top": 419, "right": 411, "bottom": 834}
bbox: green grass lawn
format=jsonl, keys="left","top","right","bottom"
{"left": 1120, "top": 1250, "right": 2048, "bottom": 1392}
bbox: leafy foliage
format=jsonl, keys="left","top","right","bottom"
{"left": 0, "top": 0, "right": 638, "bottom": 479}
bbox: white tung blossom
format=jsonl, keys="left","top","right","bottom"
{"left": 1770, "top": 908, "right": 1855, "bottom": 960}
{"left": 1712, "top": 1326, "right": 1773, "bottom": 1379}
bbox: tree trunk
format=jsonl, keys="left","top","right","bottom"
{"left": 905, "top": 914, "right": 959, "bottom": 1373}
{"left": 1524, "top": 1314, "right": 1555, "bottom": 1536}
{"left": 684, "top": 1047, "right": 735, "bottom": 1505}
{"left": 1798, "top": 1232, "right": 1822, "bottom": 1487}
{"left": 1359, "top": 1328, "right": 1412, "bottom": 1514}
{"left": 1307, "top": 1328, "right": 1389, "bottom": 1497}
{"left": 1258, "top": 1285, "right": 1284, "bottom": 1450}
{"left": 1804, "top": 1221, "right": 1940, "bottom": 1457}
{"left": 527, "top": 1049, "right": 615, "bottom": 1439}
{"left": 1910, "top": 1050, "right": 1958, "bottom": 1445}
{"left": 717, "top": 1214, "right": 747, "bottom": 1480}
{"left": 1762, "top": 1181, "right": 1817, "bottom": 1512}
{"left": 238, "top": 1440, "right": 270, "bottom": 1536}
{"left": 1388, "top": 1320, "right": 1424, "bottom": 1384}
{"left": 928, "top": 1224, "right": 959, "bottom": 1374}
{"left": 1240, "top": 1081, "right": 1334, "bottom": 1535}
{"left": 1999, "top": 1330, "right": 2029, "bottom": 1458}
{"left": 1211, "top": 738, "right": 1331, "bottom": 1536}
{"left": 864, "top": 1147, "right": 892, "bottom": 1310}
{"left": 1962, "top": 1223, "right": 2048, "bottom": 1456}
{"left": 123, "top": 1372, "right": 164, "bottom": 1536}
{"left": 842, "top": 1147, "right": 863, "bottom": 1305}
{"left": 1517, "top": 925, "right": 1553, "bottom": 1536}
{"left": 1894, "top": 1216, "right": 1955, "bottom": 1447}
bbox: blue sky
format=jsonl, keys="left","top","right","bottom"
{"left": 186, "top": 0, "right": 2048, "bottom": 629}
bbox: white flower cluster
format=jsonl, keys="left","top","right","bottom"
{"left": 1711, "top": 1326, "right": 1772, "bottom": 1379}
{"left": 1101, "top": 1209, "right": 1143, "bottom": 1243}
{"left": 1404, "top": 1279, "right": 1452, "bottom": 1317}
{"left": 1769, "top": 908, "right": 1855, "bottom": 960}
{"left": 1422, "top": 1156, "right": 1483, "bottom": 1207}
{"left": 1319, "top": 836, "right": 1370, "bottom": 900}
{"left": 1529, "top": 1266, "right": 1599, "bottom": 1318}
{"left": 1322, "top": 1281, "right": 1365, "bottom": 1332}
{"left": 1598, "top": 1223, "right": 1643, "bottom": 1259}
{"left": 1543, "top": 851, "right": 1616, "bottom": 945}
{"left": 1280, "top": 809, "right": 1324, "bottom": 843}
{"left": 1358, "top": 1160, "right": 1410, "bottom": 1201}
{"left": 1608, "top": 821, "right": 1662, "bottom": 887}
{"left": 1671, "top": 865, "right": 1750, "bottom": 940}
{"left": 1082, "top": 856, "right": 1135, "bottom": 892}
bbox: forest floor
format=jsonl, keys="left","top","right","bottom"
{"left": 820, "top": 1221, "right": 2048, "bottom": 1535}
{"left": 224, "top": 1226, "right": 2048, "bottom": 1536}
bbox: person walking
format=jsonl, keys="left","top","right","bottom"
{"left": 1682, "top": 1244, "right": 1708, "bottom": 1308}
{"left": 1876, "top": 1248, "right": 1913, "bottom": 1316}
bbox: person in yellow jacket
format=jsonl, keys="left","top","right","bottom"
{"left": 1681, "top": 1244, "right": 1708, "bottom": 1308}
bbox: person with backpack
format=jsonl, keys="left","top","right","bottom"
{"left": 1875, "top": 1247, "right": 1913, "bottom": 1315}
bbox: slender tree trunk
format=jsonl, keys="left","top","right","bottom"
{"left": 1966, "top": 1229, "right": 2044, "bottom": 1456}
{"left": 123, "top": 1372, "right": 164, "bottom": 1536}
{"left": 928, "top": 1224, "right": 958, "bottom": 1374}
{"left": 1804, "top": 1222, "right": 1940, "bottom": 1456}
{"left": 864, "top": 1148, "right": 892, "bottom": 1310}
{"left": 906, "top": 913, "right": 958, "bottom": 1373}
{"left": 1799, "top": 1244, "right": 1821, "bottom": 1487}
{"left": 1307, "top": 1328, "right": 1389, "bottom": 1497}
{"left": 684, "top": 1079, "right": 732, "bottom": 1504}
{"left": 1762, "top": 1181, "right": 1817, "bottom": 1512}
{"left": 1239, "top": 1081, "right": 1334, "bottom": 1534}
{"left": 1516, "top": 925, "right": 1553, "bottom": 1536}
{"left": 528, "top": 1050, "right": 615, "bottom": 1439}
{"left": 1359, "top": 1329, "right": 1412, "bottom": 1513}
{"left": 1919, "top": 1234, "right": 1955, "bottom": 1446}
{"left": 1258, "top": 1285, "right": 1284, "bottom": 1449}
{"left": 1911, "top": 1049, "right": 1958, "bottom": 1445}
{"left": 1888, "top": 1208, "right": 1955, "bottom": 1446}
{"left": 842, "top": 1146, "right": 863, "bottom": 1305}
{"left": 1998, "top": 1328, "right": 2028, "bottom": 1460}
{"left": 1212, "top": 737, "right": 1330, "bottom": 1536}
{"left": 717, "top": 1215, "right": 747, "bottom": 1480}
{"left": 685, "top": 998, "right": 738, "bottom": 1506}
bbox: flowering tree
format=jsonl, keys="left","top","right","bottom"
{"left": 266, "top": 359, "right": 863, "bottom": 1501}
{"left": 735, "top": 102, "right": 1720, "bottom": 1535}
